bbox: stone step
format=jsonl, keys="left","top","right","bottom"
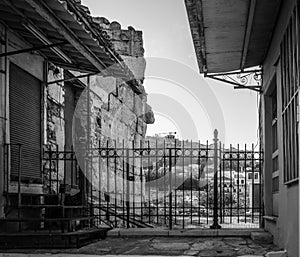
{"left": 250, "top": 231, "right": 273, "bottom": 244}
{"left": 0, "top": 228, "right": 108, "bottom": 249}
{"left": 108, "top": 228, "right": 265, "bottom": 237}
{"left": 265, "top": 251, "right": 287, "bottom": 257}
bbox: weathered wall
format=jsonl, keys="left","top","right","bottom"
{"left": 93, "top": 18, "right": 144, "bottom": 57}
{"left": 44, "top": 67, "right": 66, "bottom": 193}
{"left": 45, "top": 20, "right": 154, "bottom": 203}
{"left": 93, "top": 18, "right": 146, "bottom": 83}
{"left": 260, "top": 0, "right": 299, "bottom": 256}
{"left": 46, "top": 19, "right": 154, "bottom": 147}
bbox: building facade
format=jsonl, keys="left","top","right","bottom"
{"left": 185, "top": 0, "right": 299, "bottom": 256}
{"left": 0, "top": 0, "right": 153, "bottom": 246}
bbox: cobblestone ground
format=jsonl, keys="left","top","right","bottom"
{"left": 7, "top": 237, "right": 280, "bottom": 256}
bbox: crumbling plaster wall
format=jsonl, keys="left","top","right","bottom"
{"left": 44, "top": 67, "right": 66, "bottom": 193}
{"left": 45, "top": 20, "right": 154, "bottom": 199}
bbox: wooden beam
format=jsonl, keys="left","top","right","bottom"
{"left": 185, "top": 0, "right": 207, "bottom": 72}
{"left": 22, "top": 0, "right": 108, "bottom": 73}
{"left": 240, "top": 0, "right": 257, "bottom": 70}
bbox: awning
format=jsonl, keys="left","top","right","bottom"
{"left": 0, "top": 0, "right": 141, "bottom": 93}
{"left": 185, "top": 0, "right": 282, "bottom": 73}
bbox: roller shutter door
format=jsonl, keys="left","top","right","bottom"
{"left": 9, "top": 63, "right": 41, "bottom": 181}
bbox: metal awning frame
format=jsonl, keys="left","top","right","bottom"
{"left": 0, "top": 41, "right": 68, "bottom": 58}
{"left": 0, "top": 0, "right": 143, "bottom": 94}
{"left": 46, "top": 71, "right": 99, "bottom": 85}
{"left": 21, "top": 0, "right": 108, "bottom": 72}
{"left": 204, "top": 69, "right": 263, "bottom": 93}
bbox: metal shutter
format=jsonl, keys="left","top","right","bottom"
{"left": 9, "top": 63, "right": 41, "bottom": 181}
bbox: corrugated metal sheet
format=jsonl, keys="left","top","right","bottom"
{"left": 9, "top": 63, "right": 41, "bottom": 180}
{"left": 0, "top": 0, "right": 141, "bottom": 93}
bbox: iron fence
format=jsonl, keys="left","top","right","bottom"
{"left": 40, "top": 131, "right": 263, "bottom": 229}
{"left": 219, "top": 144, "right": 263, "bottom": 228}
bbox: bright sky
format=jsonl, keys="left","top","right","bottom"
{"left": 82, "top": 0, "right": 259, "bottom": 147}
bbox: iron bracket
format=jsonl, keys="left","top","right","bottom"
{"left": 205, "top": 69, "right": 262, "bottom": 93}
{"left": 46, "top": 71, "right": 99, "bottom": 85}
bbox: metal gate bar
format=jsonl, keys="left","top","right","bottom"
{"left": 28, "top": 131, "right": 264, "bottom": 230}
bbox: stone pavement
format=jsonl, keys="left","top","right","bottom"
{"left": 1, "top": 236, "right": 281, "bottom": 257}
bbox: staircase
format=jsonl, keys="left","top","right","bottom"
{"left": 0, "top": 146, "right": 156, "bottom": 249}
{"left": 0, "top": 191, "right": 154, "bottom": 249}
{"left": 0, "top": 191, "right": 110, "bottom": 249}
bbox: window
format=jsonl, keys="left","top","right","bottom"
{"left": 268, "top": 76, "right": 280, "bottom": 216}
{"left": 271, "top": 86, "right": 279, "bottom": 194}
{"left": 272, "top": 90, "right": 278, "bottom": 153}
{"left": 248, "top": 173, "right": 253, "bottom": 180}
{"left": 254, "top": 173, "right": 258, "bottom": 180}
{"left": 272, "top": 177, "right": 279, "bottom": 193}
{"left": 280, "top": 7, "right": 299, "bottom": 183}
{"left": 272, "top": 156, "right": 278, "bottom": 172}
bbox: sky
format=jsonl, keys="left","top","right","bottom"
{"left": 82, "top": 0, "right": 259, "bottom": 147}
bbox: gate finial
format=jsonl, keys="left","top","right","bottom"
{"left": 214, "top": 129, "right": 218, "bottom": 141}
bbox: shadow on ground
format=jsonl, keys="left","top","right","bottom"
{"left": 2, "top": 237, "right": 281, "bottom": 256}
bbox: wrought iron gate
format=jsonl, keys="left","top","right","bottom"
{"left": 41, "top": 130, "right": 263, "bottom": 230}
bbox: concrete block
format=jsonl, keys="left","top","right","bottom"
{"left": 250, "top": 231, "right": 273, "bottom": 244}
{"left": 107, "top": 228, "right": 120, "bottom": 237}
{"left": 265, "top": 251, "right": 287, "bottom": 257}
{"left": 218, "top": 229, "right": 252, "bottom": 237}
{"left": 191, "top": 241, "right": 215, "bottom": 250}
{"left": 199, "top": 249, "right": 236, "bottom": 256}
{"left": 119, "top": 228, "right": 169, "bottom": 237}
{"left": 152, "top": 242, "right": 190, "bottom": 250}
{"left": 184, "top": 249, "right": 199, "bottom": 256}
{"left": 237, "top": 255, "right": 264, "bottom": 257}
{"left": 169, "top": 229, "right": 218, "bottom": 237}
{"left": 121, "top": 107, "right": 136, "bottom": 124}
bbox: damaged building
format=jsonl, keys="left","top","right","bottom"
{"left": 0, "top": 0, "right": 154, "bottom": 248}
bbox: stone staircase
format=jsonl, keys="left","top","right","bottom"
{"left": 0, "top": 188, "right": 156, "bottom": 249}
{"left": 0, "top": 191, "right": 109, "bottom": 249}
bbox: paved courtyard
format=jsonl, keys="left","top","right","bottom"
{"left": 1, "top": 236, "right": 281, "bottom": 257}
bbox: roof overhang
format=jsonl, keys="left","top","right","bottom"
{"left": 0, "top": 0, "right": 142, "bottom": 93}
{"left": 185, "top": 0, "right": 282, "bottom": 74}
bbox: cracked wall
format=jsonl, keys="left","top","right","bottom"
{"left": 45, "top": 20, "right": 154, "bottom": 206}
